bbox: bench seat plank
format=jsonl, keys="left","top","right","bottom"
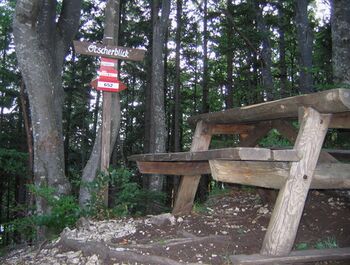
{"left": 188, "top": 89, "right": 350, "bottom": 125}
{"left": 210, "top": 160, "right": 350, "bottom": 189}
{"left": 230, "top": 247, "right": 350, "bottom": 265}
{"left": 128, "top": 148, "right": 300, "bottom": 162}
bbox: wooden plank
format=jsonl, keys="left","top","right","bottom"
{"left": 329, "top": 112, "right": 350, "bottom": 128}
{"left": 208, "top": 124, "right": 255, "bottom": 135}
{"left": 326, "top": 149, "right": 350, "bottom": 161}
{"left": 239, "top": 121, "right": 272, "bottom": 147}
{"left": 128, "top": 148, "right": 300, "bottom": 162}
{"left": 230, "top": 247, "right": 350, "bottom": 265}
{"left": 137, "top": 161, "right": 211, "bottom": 175}
{"left": 272, "top": 120, "right": 297, "bottom": 143}
{"left": 73, "top": 41, "right": 146, "bottom": 61}
{"left": 188, "top": 89, "right": 350, "bottom": 125}
{"left": 261, "top": 108, "right": 331, "bottom": 256}
{"left": 209, "top": 160, "right": 350, "bottom": 189}
{"left": 172, "top": 121, "right": 212, "bottom": 215}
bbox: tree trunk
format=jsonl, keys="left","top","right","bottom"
{"left": 331, "top": 0, "right": 350, "bottom": 85}
{"left": 174, "top": 0, "right": 183, "bottom": 153}
{"left": 278, "top": 0, "right": 288, "bottom": 98}
{"left": 253, "top": 0, "right": 274, "bottom": 101}
{"left": 225, "top": 0, "right": 234, "bottom": 109}
{"left": 202, "top": 0, "right": 209, "bottom": 113}
{"left": 198, "top": 0, "right": 210, "bottom": 201}
{"left": 147, "top": 0, "right": 171, "bottom": 192}
{"left": 295, "top": 0, "right": 314, "bottom": 93}
{"left": 13, "top": 0, "right": 81, "bottom": 239}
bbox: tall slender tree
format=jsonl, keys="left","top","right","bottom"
{"left": 147, "top": 0, "right": 171, "bottom": 192}
{"left": 295, "top": 0, "right": 314, "bottom": 93}
{"left": 253, "top": 0, "right": 274, "bottom": 100}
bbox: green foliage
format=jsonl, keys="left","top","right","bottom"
{"left": 259, "top": 129, "right": 292, "bottom": 148}
{"left": 4, "top": 185, "right": 81, "bottom": 244}
{"left": 0, "top": 148, "right": 28, "bottom": 175}
{"left": 84, "top": 167, "right": 166, "bottom": 218}
{"left": 295, "top": 242, "right": 309, "bottom": 250}
{"left": 295, "top": 237, "right": 338, "bottom": 251}
{"left": 315, "top": 237, "right": 338, "bottom": 249}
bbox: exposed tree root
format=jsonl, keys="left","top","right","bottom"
{"left": 59, "top": 233, "right": 186, "bottom": 265}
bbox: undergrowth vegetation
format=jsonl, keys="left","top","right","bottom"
{"left": 2, "top": 167, "right": 165, "bottom": 248}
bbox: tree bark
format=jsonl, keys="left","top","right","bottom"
{"left": 278, "top": 0, "right": 288, "bottom": 98}
{"left": 147, "top": 0, "right": 171, "bottom": 192}
{"left": 202, "top": 0, "right": 209, "bottom": 113}
{"left": 174, "top": 0, "right": 183, "bottom": 153}
{"left": 295, "top": 0, "right": 314, "bottom": 93}
{"left": 13, "top": 0, "right": 81, "bottom": 239}
{"left": 331, "top": 0, "right": 350, "bottom": 85}
{"left": 253, "top": 0, "right": 274, "bottom": 101}
{"left": 225, "top": 0, "right": 234, "bottom": 109}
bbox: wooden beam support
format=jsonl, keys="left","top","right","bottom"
{"left": 207, "top": 124, "right": 255, "bottom": 135}
{"left": 230, "top": 247, "right": 350, "bottom": 265}
{"left": 261, "top": 108, "right": 331, "bottom": 256}
{"left": 210, "top": 160, "right": 350, "bottom": 189}
{"left": 129, "top": 148, "right": 300, "bottom": 162}
{"left": 188, "top": 89, "right": 350, "bottom": 125}
{"left": 329, "top": 112, "right": 350, "bottom": 128}
{"left": 137, "top": 161, "right": 210, "bottom": 175}
{"left": 239, "top": 121, "right": 272, "bottom": 147}
{"left": 172, "top": 121, "right": 212, "bottom": 215}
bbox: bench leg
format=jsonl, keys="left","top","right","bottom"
{"left": 260, "top": 107, "right": 331, "bottom": 256}
{"left": 172, "top": 121, "right": 212, "bottom": 215}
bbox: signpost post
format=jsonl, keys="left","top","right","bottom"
{"left": 74, "top": 1, "right": 145, "bottom": 206}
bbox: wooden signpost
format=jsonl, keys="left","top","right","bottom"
{"left": 74, "top": 2, "right": 145, "bottom": 206}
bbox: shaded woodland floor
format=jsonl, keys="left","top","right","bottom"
{"left": 1, "top": 187, "right": 350, "bottom": 265}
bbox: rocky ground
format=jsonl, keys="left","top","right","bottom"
{"left": 1, "top": 187, "right": 350, "bottom": 265}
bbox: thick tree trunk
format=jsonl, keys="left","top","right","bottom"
{"left": 147, "top": 0, "right": 171, "bottom": 192}
{"left": 295, "top": 0, "right": 314, "bottom": 93}
{"left": 13, "top": 1, "right": 81, "bottom": 237}
{"left": 331, "top": 0, "right": 350, "bottom": 85}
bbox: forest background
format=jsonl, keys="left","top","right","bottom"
{"left": 0, "top": 0, "right": 349, "bottom": 250}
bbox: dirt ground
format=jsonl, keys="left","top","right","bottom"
{"left": 2, "top": 186, "right": 350, "bottom": 265}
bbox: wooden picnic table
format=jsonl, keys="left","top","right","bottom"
{"left": 129, "top": 88, "right": 350, "bottom": 264}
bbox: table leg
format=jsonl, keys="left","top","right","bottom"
{"left": 260, "top": 107, "right": 331, "bottom": 256}
{"left": 172, "top": 121, "right": 212, "bottom": 215}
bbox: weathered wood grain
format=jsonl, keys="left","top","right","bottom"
{"left": 210, "top": 160, "right": 350, "bottom": 189}
{"left": 137, "top": 161, "right": 211, "bottom": 175}
{"left": 73, "top": 41, "right": 146, "bottom": 61}
{"left": 207, "top": 123, "right": 254, "bottom": 135}
{"left": 329, "top": 112, "right": 350, "bottom": 128}
{"left": 260, "top": 108, "right": 331, "bottom": 256}
{"left": 188, "top": 89, "right": 350, "bottom": 125}
{"left": 238, "top": 121, "right": 272, "bottom": 147}
{"left": 172, "top": 121, "right": 212, "bottom": 215}
{"left": 128, "top": 148, "right": 300, "bottom": 162}
{"left": 230, "top": 247, "right": 350, "bottom": 265}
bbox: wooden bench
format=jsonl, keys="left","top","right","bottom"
{"left": 129, "top": 88, "right": 350, "bottom": 264}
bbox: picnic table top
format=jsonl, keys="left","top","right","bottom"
{"left": 188, "top": 88, "right": 350, "bottom": 125}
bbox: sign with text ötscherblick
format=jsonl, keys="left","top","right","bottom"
{"left": 73, "top": 41, "right": 145, "bottom": 61}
